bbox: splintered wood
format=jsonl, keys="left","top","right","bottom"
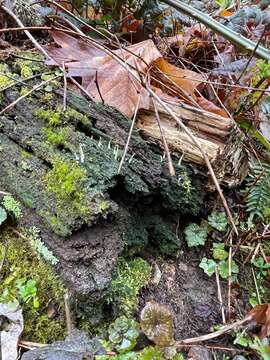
{"left": 137, "top": 98, "right": 248, "bottom": 187}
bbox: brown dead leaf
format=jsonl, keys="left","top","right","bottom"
{"left": 250, "top": 303, "right": 270, "bottom": 338}
{"left": 154, "top": 58, "right": 204, "bottom": 99}
{"left": 196, "top": 96, "right": 229, "bottom": 118}
{"left": 45, "top": 32, "right": 162, "bottom": 117}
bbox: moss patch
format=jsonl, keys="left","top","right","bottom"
{"left": 0, "top": 228, "right": 66, "bottom": 342}
{"left": 108, "top": 258, "right": 151, "bottom": 315}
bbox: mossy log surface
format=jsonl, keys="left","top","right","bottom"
{"left": 0, "top": 56, "right": 204, "bottom": 302}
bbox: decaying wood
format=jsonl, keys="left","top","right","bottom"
{"left": 138, "top": 99, "right": 248, "bottom": 187}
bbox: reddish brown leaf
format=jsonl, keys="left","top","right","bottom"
{"left": 250, "top": 303, "right": 270, "bottom": 338}
{"left": 154, "top": 58, "right": 204, "bottom": 99}
{"left": 45, "top": 32, "right": 162, "bottom": 117}
{"left": 196, "top": 96, "right": 229, "bottom": 118}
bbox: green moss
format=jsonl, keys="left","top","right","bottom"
{"left": 64, "top": 107, "right": 89, "bottom": 125}
{"left": 44, "top": 157, "right": 89, "bottom": 223}
{"left": 43, "top": 126, "right": 71, "bottom": 147}
{"left": 0, "top": 229, "right": 66, "bottom": 342}
{"left": 20, "top": 86, "right": 30, "bottom": 96}
{"left": 35, "top": 108, "right": 62, "bottom": 126}
{"left": 0, "top": 64, "right": 17, "bottom": 90}
{"left": 14, "top": 59, "right": 33, "bottom": 78}
{"left": 108, "top": 258, "right": 151, "bottom": 315}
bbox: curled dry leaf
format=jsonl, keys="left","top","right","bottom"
{"left": 140, "top": 301, "right": 174, "bottom": 346}
{"left": 249, "top": 303, "right": 270, "bottom": 339}
{"left": 196, "top": 96, "right": 229, "bottom": 118}
{"left": 45, "top": 32, "right": 161, "bottom": 117}
{"left": 45, "top": 31, "right": 210, "bottom": 118}
{"left": 153, "top": 58, "right": 205, "bottom": 100}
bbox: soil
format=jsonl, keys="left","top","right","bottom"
{"left": 140, "top": 255, "right": 224, "bottom": 341}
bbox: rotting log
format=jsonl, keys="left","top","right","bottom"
{"left": 138, "top": 100, "right": 249, "bottom": 187}
{"left": 0, "top": 55, "right": 203, "bottom": 304}
{"left": 0, "top": 54, "right": 247, "bottom": 304}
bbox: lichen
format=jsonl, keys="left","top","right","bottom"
{"left": 0, "top": 228, "right": 66, "bottom": 342}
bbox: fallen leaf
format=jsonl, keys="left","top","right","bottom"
{"left": 0, "top": 301, "right": 24, "bottom": 360}
{"left": 154, "top": 57, "right": 204, "bottom": 100}
{"left": 45, "top": 32, "right": 162, "bottom": 117}
{"left": 196, "top": 96, "right": 229, "bottom": 118}
{"left": 250, "top": 303, "right": 270, "bottom": 338}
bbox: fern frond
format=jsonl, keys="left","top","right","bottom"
{"left": 244, "top": 161, "right": 270, "bottom": 220}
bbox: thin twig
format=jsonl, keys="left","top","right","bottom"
{"left": 0, "top": 75, "right": 60, "bottom": 115}
{"left": 251, "top": 266, "right": 261, "bottom": 304}
{"left": 227, "top": 233, "right": 233, "bottom": 320}
{"left": 62, "top": 62, "right": 67, "bottom": 111}
{"left": 235, "top": 27, "right": 266, "bottom": 86}
{"left": 152, "top": 98, "right": 175, "bottom": 176}
{"left": 176, "top": 316, "right": 253, "bottom": 345}
{"left": 118, "top": 95, "right": 141, "bottom": 174}
{"left": 64, "top": 292, "right": 73, "bottom": 336}
{"left": 215, "top": 265, "right": 226, "bottom": 324}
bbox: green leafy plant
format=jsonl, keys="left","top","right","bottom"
{"left": 2, "top": 195, "right": 22, "bottom": 219}
{"left": 184, "top": 223, "right": 208, "bottom": 247}
{"left": 16, "top": 278, "right": 40, "bottom": 309}
{"left": 243, "top": 161, "right": 270, "bottom": 220}
{"left": 108, "top": 316, "right": 139, "bottom": 354}
{"left": 208, "top": 212, "right": 228, "bottom": 232}
{"left": 140, "top": 302, "right": 174, "bottom": 347}
{"left": 199, "top": 255, "right": 239, "bottom": 280}
{"left": 249, "top": 257, "right": 270, "bottom": 307}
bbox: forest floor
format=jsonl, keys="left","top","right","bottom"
{"left": 1, "top": 0, "right": 270, "bottom": 360}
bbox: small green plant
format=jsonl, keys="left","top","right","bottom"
{"left": 16, "top": 278, "right": 40, "bottom": 309}
{"left": 109, "top": 316, "right": 139, "bottom": 354}
{"left": 215, "top": 0, "right": 232, "bottom": 9}
{"left": 199, "top": 257, "right": 239, "bottom": 279}
{"left": 208, "top": 212, "right": 228, "bottom": 232}
{"left": 109, "top": 258, "right": 151, "bottom": 315}
{"left": 184, "top": 223, "right": 208, "bottom": 247}
{"left": 243, "top": 161, "right": 270, "bottom": 220}
{"left": 2, "top": 195, "right": 22, "bottom": 218}
{"left": 249, "top": 256, "right": 270, "bottom": 307}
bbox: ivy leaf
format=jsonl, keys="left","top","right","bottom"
{"left": 0, "top": 206, "right": 7, "bottom": 225}
{"left": 184, "top": 223, "right": 208, "bottom": 247}
{"left": 208, "top": 212, "right": 228, "bottom": 232}
{"left": 218, "top": 259, "right": 239, "bottom": 279}
{"left": 212, "top": 243, "right": 229, "bottom": 260}
{"left": 199, "top": 258, "right": 217, "bottom": 277}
